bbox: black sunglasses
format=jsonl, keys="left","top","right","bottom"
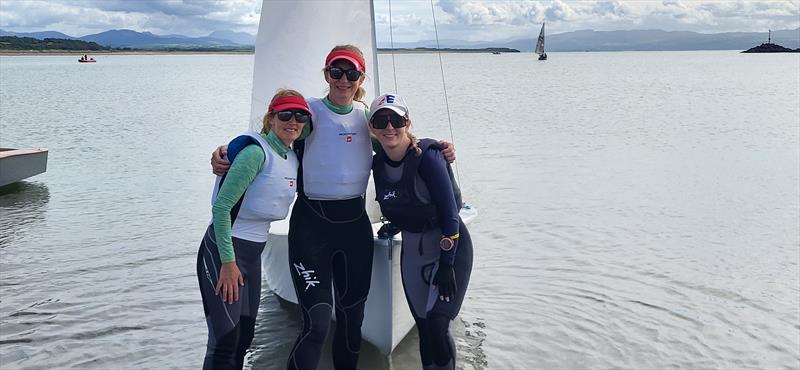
{"left": 327, "top": 66, "right": 363, "bottom": 81}
{"left": 276, "top": 109, "right": 310, "bottom": 123}
{"left": 371, "top": 113, "right": 407, "bottom": 129}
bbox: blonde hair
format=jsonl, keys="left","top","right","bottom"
{"left": 262, "top": 89, "right": 306, "bottom": 134}
{"left": 405, "top": 118, "right": 422, "bottom": 156}
{"left": 326, "top": 44, "right": 368, "bottom": 108}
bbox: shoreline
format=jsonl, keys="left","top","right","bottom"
{"left": 0, "top": 50, "right": 255, "bottom": 56}
{"left": 1, "top": 48, "right": 521, "bottom": 56}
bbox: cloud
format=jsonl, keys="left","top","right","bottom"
{"left": 0, "top": 0, "right": 798, "bottom": 42}
{"left": 0, "top": 0, "right": 259, "bottom": 36}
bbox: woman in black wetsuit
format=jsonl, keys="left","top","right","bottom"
{"left": 368, "top": 93, "right": 473, "bottom": 370}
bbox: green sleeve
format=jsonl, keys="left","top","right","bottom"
{"left": 212, "top": 144, "right": 266, "bottom": 263}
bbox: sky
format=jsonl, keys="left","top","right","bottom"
{"left": 0, "top": 0, "right": 798, "bottom": 42}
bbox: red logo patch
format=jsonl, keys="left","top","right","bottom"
{"left": 289, "top": 180, "right": 294, "bottom": 187}
{"left": 346, "top": 135, "right": 352, "bottom": 143}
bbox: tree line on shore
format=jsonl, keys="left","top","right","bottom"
{"left": 0, "top": 36, "right": 108, "bottom": 51}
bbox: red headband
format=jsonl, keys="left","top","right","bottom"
{"left": 325, "top": 49, "right": 366, "bottom": 72}
{"left": 269, "top": 96, "right": 311, "bottom": 114}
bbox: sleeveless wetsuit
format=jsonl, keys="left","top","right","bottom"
{"left": 373, "top": 140, "right": 474, "bottom": 370}
{"left": 197, "top": 131, "right": 297, "bottom": 370}
{"left": 286, "top": 97, "right": 374, "bottom": 370}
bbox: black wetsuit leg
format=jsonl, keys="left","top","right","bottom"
{"left": 197, "top": 226, "right": 265, "bottom": 370}
{"left": 286, "top": 197, "right": 374, "bottom": 370}
{"left": 400, "top": 219, "right": 473, "bottom": 370}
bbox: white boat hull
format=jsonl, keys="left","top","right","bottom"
{"left": 0, "top": 148, "right": 48, "bottom": 187}
{"left": 261, "top": 197, "right": 477, "bottom": 355}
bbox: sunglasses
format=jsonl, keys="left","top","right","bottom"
{"left": 371, "top": 113, "right": 407, "bottom": 129}
{"left": 327, "top": 67, "right": 363, "bottom": 81}
{"left": 276, "top": 109, "right": 310, "bottom": 123}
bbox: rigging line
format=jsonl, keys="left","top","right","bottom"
{"left": 429, "top": 0, "right": 461, "bottom": 186}
{"left": 388, "top": 0, "right": 399, "bottom": 93}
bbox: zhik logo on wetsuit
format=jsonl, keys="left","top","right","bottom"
{"left": 383, "top": 190, "right": 397, "bottom": 200}
{"left": 293, "top": 263, "right": 319, "bottom": 291}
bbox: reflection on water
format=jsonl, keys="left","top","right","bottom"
{"left": 0, "top": 181, "right": 50, "bottom": 247}
{"left": 0, "top": 53, "right": 798, "bottom": 369}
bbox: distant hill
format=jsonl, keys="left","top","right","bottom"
{"left": 4, "top": 27, "right": 798, "bottom": 52}
{"left": 0, "top": 36, "right": 108, "bottom": 51}
{"left": 79, "top": 29, "right": 244, "bottom": 48}
{"left": 0, "top": 28, "right": 253, "bottom": 49}
{"left": 0, "top": 29, "right": 77, "bottom": 40}
{"left": 208, "top": 30, "right": 255, "bottom": 46}
{"left": 380, "top": 28, "right": 800, "bottom": 52}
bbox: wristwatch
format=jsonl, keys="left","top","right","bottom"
{"left": 439, "top": 236, "right": 455, "bottom": 251}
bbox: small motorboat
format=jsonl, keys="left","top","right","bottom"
{"left": 78, "top": 58, "right": 96, "bottom": 63}
{"left": 0, "top": 148, "right": 48, "bottom": 187}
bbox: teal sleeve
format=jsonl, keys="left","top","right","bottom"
{"left": 212, "top": 144, "right": 266, "bottom": 263}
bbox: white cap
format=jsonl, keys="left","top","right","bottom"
{"left": 368, "top": 93, "right": 409, "bottom": 121}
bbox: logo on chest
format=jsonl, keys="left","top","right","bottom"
{"left": 339, "top": 132, "right": 356, "bottom": 143}
{"left": 383, "top": 190, "right": 398, "bottom": 200}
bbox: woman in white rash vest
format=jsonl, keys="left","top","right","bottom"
{"left": 211, "top": 45, "right": 456, "bottom": 370}
{"left": 198, "top": 89, "right": 310, "bottom": 370}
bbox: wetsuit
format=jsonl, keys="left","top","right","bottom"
{"left": 286, "top": 97, "right": 374, "bottom": 370}
{"left": 198, "top": 131, "right": 298, "bottom": 370}
{"left": 373, "top": 139, "right": 473, "bottom": 370}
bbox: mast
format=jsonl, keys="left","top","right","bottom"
{"left": 768, "top": 29, "right": 771, "bottom": 44}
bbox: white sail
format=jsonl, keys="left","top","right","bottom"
{"left": 253, "top": 0, "right": 479, "bottom": 355}
{"left": 535, "top": 23, "right": 545, "bottom": 55}
{"left": 249, "top": 0, "right": 380, "bottom": 130}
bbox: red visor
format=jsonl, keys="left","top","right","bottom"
{"left": 325, "top": 49, "right": 366, "bottom": 72}
{"left": 269, "top": 96, "right": 311, "bottom": 115}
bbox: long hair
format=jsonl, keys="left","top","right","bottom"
{"left": 262, "top": 89, "right": 305, "bottom": 134}
{"left": 405, "top": 118, "right": 422, "bottom": 156}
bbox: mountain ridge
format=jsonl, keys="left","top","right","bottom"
{"left": 2, "top": 28, "right": 798, "bottom": 51}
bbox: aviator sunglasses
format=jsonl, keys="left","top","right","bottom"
{"left": 327, "top": 66, "right": 363, "bottom": 81}
{"left": 276, "top": 109, "right": 310, "bottom": 123}
{"left": 371, "top": 113, "right": 407, "bottom": 129}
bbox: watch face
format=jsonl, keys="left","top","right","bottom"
{"left": 440, "top": 237, "right": 454, "bottom": 251}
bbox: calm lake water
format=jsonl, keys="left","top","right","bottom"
{"left": 1, "top": 51, "right": 798, "bottom": 369}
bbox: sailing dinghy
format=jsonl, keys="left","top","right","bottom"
{"left": 251, "top": 0, "right": 477, "bottom": 355}
{"left": 536, "top": 23, "right": 547, "bottom": 60}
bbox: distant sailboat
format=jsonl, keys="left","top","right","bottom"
{"left": 536, "top": 23, "right": 547, "bottom": 61}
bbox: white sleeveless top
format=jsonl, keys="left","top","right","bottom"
{"left": 302, "top": 98, "right": 372, "bottom": 200}
{"left": 211, "top": 132, "right": 299, "bottom": 242}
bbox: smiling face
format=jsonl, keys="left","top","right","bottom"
{"left": 324, "top": 59, "right": 364, "bottom": 106}
{"left": 269, "top": 109, "right": 307, "bottom": 146}
{"left": 369, "top": 108, "right": 410, "bottom": 151}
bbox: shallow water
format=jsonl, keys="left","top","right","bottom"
{"left": 1, "top": 51, "right": 798, "bottom": 369}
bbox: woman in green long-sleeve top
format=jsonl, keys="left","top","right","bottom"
{"left": 196, "top": 89, "right": 310, "bottom": 370}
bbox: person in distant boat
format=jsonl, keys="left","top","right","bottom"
{"left": 210, "top": 45, "right": 456, "bottom": 370}
{"left": 83, "top": 54, "right": 87, "bottom": 60}
{"left": 368, "top": 93, "right": 473, "bottom": 370}
{"left": 198, "top": 89, "right": 310, "bottom": 370}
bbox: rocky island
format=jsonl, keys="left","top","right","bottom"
{"left": 742, "top": 30, "right": 800, "bottom": 53}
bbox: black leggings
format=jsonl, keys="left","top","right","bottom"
{"left": 286, "top": 196, "right": 374, "bottom": 370}
{"left": 197, "top": 226, "right": 265, "bottom": 370}
{"left": 401, "top": 220, "right": 473, "bottom": 370}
